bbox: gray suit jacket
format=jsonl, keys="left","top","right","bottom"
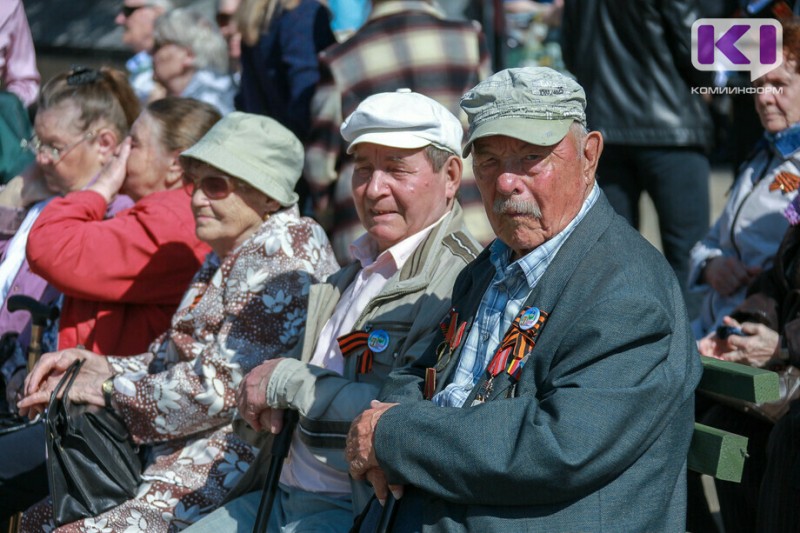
{"left": 375, "top": 193, "right": 702, "bottom": 532}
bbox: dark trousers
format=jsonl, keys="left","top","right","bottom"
{"left": 701, "top": 403, "right": 773, "bottom": 533}
{"left": 0, "top": 421, "right": 48, "bottom": 521}
{"left": 597, "top": 145, "right": 710, "bottom": 317}
{"left": 757, "top": 399, "right": 800, "bottom": 532}
{"left": 355, "top": 494, "right": 423, "bottom": 533}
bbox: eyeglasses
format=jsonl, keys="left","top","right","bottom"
{"left": 21, "top": 131, "right": 96, "bottom": 163}
{"left": 183, "top": 174, "right": 240, "bottom": 199}
{"left": 120, "top": 4, "right": 153, "bottom": 18}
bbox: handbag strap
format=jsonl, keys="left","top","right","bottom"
{"left": 46, "top": 359, "right": 84, "bottom": 427}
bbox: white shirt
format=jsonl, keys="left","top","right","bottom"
{"left": 280, "top": 214, "right": 446, "bottom": 495}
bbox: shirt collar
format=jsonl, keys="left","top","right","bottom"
{"left": 489, "top": 183, "right": 601, "bottom": 286}
{"left": 764, "top": 122, "right": 800, "bottom": 158}
{"left": 349, "top": 211, "right": 449, "bottom": 271}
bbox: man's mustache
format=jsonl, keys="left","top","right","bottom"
{"left": 493, "top": 198, "right": 542, "bottom": 218}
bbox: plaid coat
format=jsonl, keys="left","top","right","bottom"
{"left": 305, "top": 0, "right": 493, "bottom": 262}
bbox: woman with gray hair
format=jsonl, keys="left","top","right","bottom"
{"left": 152, "top": 7, "right": 236, "bottom": 114}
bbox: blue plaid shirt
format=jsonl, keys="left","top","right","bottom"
{"left": 433, "top": 184, "right": 600, "bottom": 407}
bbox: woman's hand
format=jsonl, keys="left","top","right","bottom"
{"left": 722, "top": 319, "right": 780, "bottom": 367}
{"left": 0, "top": 165, "right": 52, "bottom": 208}
{"left": 88, "top": 137, "right": 131, "bottom": 203}
{"left": 697, "top": 316, "right": 779, "bottom": 367}
{"left": 17, "top": 348, "right": 113, "bottom": 418}
{"left": 20, "top": 164, "right": 54, "bottom": 206}
{"left": 703, "top": 256, "right": 761, "bottom": 296}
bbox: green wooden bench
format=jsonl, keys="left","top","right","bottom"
{"left": 688, "top": 356, "right": 781, "bottom": 482}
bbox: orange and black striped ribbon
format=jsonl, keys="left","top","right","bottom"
{"left": 769, "top": 171, "right": 800, "bottom": 194}
{"left": 336, "top": 331, "right": 373, "bottom": 374}
{"left": 489, "top": 307, "right": 549, "bottom": 379}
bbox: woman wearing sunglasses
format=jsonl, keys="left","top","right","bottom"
{"left": 18, "top": 112, "right": 339, "bottom": 532}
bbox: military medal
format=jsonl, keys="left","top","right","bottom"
{"left": 471, "top": 306, "right": 549, "bottom": 406}
{"left": 424, "top": 368, "right": 437, "bottom": 400}
{"left": 426, "top": 309, "right": 468, "bottom": 400}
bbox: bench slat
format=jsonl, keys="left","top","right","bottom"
{"left": 698, "top": 356, "right": 781, "bottom": 403}
{"left": 688, "top": 423, "right": 748, "bottom": 482}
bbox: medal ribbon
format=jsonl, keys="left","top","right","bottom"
{"left": 440, "top": 308, "right": 466, "bottom": 349}
{"left": 486, "top": 307, "right": 549, "bottom": 380}
{"left": 769, "top": 171, "right": 800, "bottom": 193}
{"left": 426, "top": 309, "right": 468, "bottom": 399}
{"left": 336, "top": 331, "right": 373, "bottom": 374}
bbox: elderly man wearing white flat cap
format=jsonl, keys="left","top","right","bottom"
{"left": 185, "top": 89, "right": 481, "bottom": 533}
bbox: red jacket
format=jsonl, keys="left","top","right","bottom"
{"left": 26, "top": 188, "right": 210, "bottom": 355}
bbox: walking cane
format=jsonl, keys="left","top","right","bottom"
{"left": 252, "top": 409, "right": 299, "bottom": 533}
{"left": 377, "top": 493, "right": 397, "bottom": 533}
{"left": 5, "top": 296, "right": 58, "bottom": 533}
{"left": 7, "top": 295, "right": 59, "bottom": 373}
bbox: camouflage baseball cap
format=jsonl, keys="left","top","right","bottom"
{"left": 460, "top": 67, "right": 587, "bottom": 157}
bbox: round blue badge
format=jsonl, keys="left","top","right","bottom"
{"left": 367, "top": 330, "right": 390, "bottom": 353}
{"left": 519, "top": 307, "right": 541, "bottom": 331}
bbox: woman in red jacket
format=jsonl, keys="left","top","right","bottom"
{"left": 26, "top": 96, "right": 220, "bottom": 356}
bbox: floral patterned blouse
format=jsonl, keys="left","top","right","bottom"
{"left": 22, "top": 206, "right": 340, "bottom": 533}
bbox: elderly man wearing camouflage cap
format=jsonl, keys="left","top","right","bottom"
{"left": 184, "top": 90, "right": 480, "bottom": 533}
{"left": 346, "top": 67, "right": 702, "bottom": 532}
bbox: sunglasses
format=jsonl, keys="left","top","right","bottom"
{"left": 215, "top": 12, "right": 233, "bottom": 28}
{"left": 120, "top": 4, "right": 153, "bottom": 18}
{"left": 183, "top": 174, "right": 239, "bottom": 200}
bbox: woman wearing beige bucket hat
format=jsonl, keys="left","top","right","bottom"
{"left": 17, "top": 112, "right": 340, "bottom": 531}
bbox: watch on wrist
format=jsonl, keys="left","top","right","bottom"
{"left": 102, "top": 377, "right": 115, "bottom": 409}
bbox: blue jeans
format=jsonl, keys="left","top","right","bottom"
{"left": 597, "top": 145, "right": 710, "bottom": 316}
{"left": 184, "top": 484, "right": 352, "bottom": 533}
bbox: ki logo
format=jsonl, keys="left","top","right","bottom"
{"left": 691, "top": 18, "right": 783, "bottom": 81}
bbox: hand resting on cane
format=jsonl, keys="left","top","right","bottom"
{"left": 236, "top": 357, "right": 287, "bottom": 434}
{"left": 346, "top": 400, "right": 404, "bottom": 505}
{"left": 17, "top": 348, "right": 114, "bottom": 418}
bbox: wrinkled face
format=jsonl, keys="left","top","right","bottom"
{"left": 122, "top": 112, "right": 173, "bottom": 201}
{"left": 471, "top": 130, "right": 599, "bottom": 259}
{"left": 33, "top": 102, "right": 105, "bottom": 194}
{"left": 115, "top": 2, "right": 162, "bottom": 53}
{"left": 152, "top": 41, "right": 192, "bottom": 90}
{"left": 754, "top": 57, "right": 800, "bottom": 133}
{"left": 188, "top": 163, "right": 267, "bottom": 256}
{"left": 351, "top": 143, "right": 458, "bottom": 252}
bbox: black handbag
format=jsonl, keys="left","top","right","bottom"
{"left": 45, "top": 359, "right": 142, "bottom": 526}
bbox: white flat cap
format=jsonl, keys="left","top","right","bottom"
{"left": 341, "top": 89, "right": 464, "bottom": 156}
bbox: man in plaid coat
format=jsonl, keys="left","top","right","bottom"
{"left": 304, "top": 0, "right": 494, "bottom": 262}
